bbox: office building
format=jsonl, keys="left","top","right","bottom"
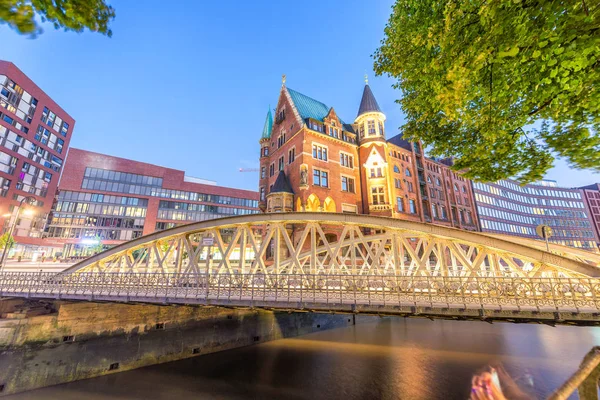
{"left": 0, "top": 60, "right": 75, "bottom": 258}
{"left": 472, "top": 179, "right": 598, "bottom": 249}
{"left": 44, "top": 148, "right": 259, "bottom": 258}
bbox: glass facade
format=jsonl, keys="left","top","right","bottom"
{"left": 45, "top": 191, "right": 147, "bottom": 241}
{"left": 82, "top": 167, "right": 258, "bottom": 207}
{"left": 472, "top": 180, "right": 596, "bottom": 249}
{"left": 46, "top": 163, "right": 260, "bottom": 246}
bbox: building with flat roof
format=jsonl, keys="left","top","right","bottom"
{"left": 472, "top": 179, "right": 598, "bottom": 250}
{"left": 0, "top": 60, "right": 75, "bottom": 258}
{"left": 43, "top": 148, "right": 259, "bottom": 258}
{"left": 579, "top": 183, "right": 600, "bottom": 245}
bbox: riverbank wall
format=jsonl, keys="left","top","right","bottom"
{"left": 0, "top": 298, "right": 354, "bottom": 396}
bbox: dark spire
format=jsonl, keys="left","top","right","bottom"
{"left": 270, "top": 171, "right": 294, "bottom": 194}
{"left": 357, "top": 83, "right": 382, "bottom": 118}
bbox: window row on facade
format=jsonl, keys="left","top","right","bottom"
{"left": 0, "top": 125, "right": 63, "bottom": 173}
{"left": 49, "top": 213, "right": 145, "bottom": 229}
{"left": 45, "top": 226, "right": 143, "bottom": 241}
{"left": 473, "top": 181, "right": 582, "bottom": 202}
{"left": 83, "top": 167, "right": 258, "bottom": 208}
{"left": 0, "top": 74, "right": 37, "bottom": 126}
{"left": 53, "top": 202, "right": 147, "bottom": 217}
{"left": 58, "top": 190, "right": 148, "bottom": 206}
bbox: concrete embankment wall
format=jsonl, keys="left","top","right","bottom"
{"left": 0, "top": 299, "right": 354, "bottom": 396}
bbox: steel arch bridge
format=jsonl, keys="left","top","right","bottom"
{"left": 3, "top": 213, "right": 600, "bottom": 323}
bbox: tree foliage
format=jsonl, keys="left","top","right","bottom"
{"left": 0, "top": 232, "right": 15, "bottom": 250}
{"left": 89, "top": 235, "right": 103, "bottom": 254}
{"left": 374, "top": 0, "right": 599, "bottom": 183}
{"left": 0, "top": 0, "right": 115, "bottom": 37}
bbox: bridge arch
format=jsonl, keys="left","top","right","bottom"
{"left": 63, "top": 212, "right": 600, "bottom": 278}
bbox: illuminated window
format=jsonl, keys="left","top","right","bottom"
{"left": 368, "top": 120, "right": 376, "bottom": 135}
{"left": 371, "top": 186, "right": 385, "bottom": 204}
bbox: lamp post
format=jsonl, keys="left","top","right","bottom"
{"left": 0, "top": 196, "right": 36, "bottom": 270}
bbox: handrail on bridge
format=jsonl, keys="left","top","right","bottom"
{"left": 549, "top": 346, "right": 600, "bottom": 400}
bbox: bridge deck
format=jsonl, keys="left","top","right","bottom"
{"left": 2, "top": 272, "right": 600, "bottom": 324}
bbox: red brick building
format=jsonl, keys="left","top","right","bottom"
{"left": 258, "top": 77, "right": 479, "bottom": 230}
{"left": 0, "top": 60, "right": 75, "bottom": 257}
{"left": 44, "top": 148, "right": 259, "bottom": 258}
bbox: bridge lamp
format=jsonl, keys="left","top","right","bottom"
{"left": 0, "top": 195, "right": 36, "bottom": 270}
{"left": 80, "top": 238, "right": 100, "bottom": 246}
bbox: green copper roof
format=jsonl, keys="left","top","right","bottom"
{"left": 287, "top": 87, "right": 346, "bottom": 124}
{"left": 261, "top": 108, "right": 273, "bottom": 139}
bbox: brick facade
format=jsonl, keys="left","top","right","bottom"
{"left": 0, "top": 60, "right": 75, "bottom": 253}
{"left": 258, "top": 81, "right": 479, "bottom": 231}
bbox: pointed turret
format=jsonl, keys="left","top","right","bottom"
{"left": 357, "top": 83, "right": 382, "bottom": 118}
{"left": 266, "top": 171, "right": 294, "bottom": 212}
{"left": 271, "top": 171, "right": 294, "bottom": 194}
{"left": 354, "top": 76, "right": 386, "bottom": 143}
{"left": 261, "top": 108, "right": 273, "bottom": 140}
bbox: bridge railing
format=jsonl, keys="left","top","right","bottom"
{"left": 1, "top": 272, "right": 600, "bottom": 314}
{"left": 549, "top": 346, "right": 600, "bottom": 400}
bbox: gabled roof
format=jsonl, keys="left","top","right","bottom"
{"left": 270, "top": 171, "right": 294, "bottom": 194}
{"left": 287, "top": 87, "right": 347, "bottom": 125}
{"left": 261, "top": 109, "right": 273, "bottom": 139}
{"left": 357, "top": 84, "right": 382, "bottom": 118}
{"left": 387, "top": 133, "right": 412, "bottom": 151}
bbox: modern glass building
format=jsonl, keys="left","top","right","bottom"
{"left": 472, "top": 179, "right": 598, "bottom": 250}
{"left": 44, "top": 148, "right": 259, "bottom": 258}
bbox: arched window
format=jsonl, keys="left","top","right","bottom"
{"left": 462, "top": 185, "right": 467, "bottom": 193}
{"left": 393, "top": 165, "right": 400, "bottom": 173}
{"left": 323, "top": 197, "right": 336, "bottom": 212}
{"left": 454, "top": 183, "right": 459, "bottom": 192}
{"left": 436, "top": 177, "right": 441, "bottom": 186}
{"left": 427, "top": 175, "right": 432, "bottom": 183}
{"left": 306, "top": 194, "right": 320, "bottom": 211}
{"left": 405, "top": 168, "right": 412, "bottom": 177}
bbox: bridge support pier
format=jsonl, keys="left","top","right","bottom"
{"left": 0, "top": 299, "right": 354, "bottom": 396}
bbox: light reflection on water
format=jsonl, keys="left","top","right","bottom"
{"left": 7, "top": 317, "right": 600, "bottom": 400}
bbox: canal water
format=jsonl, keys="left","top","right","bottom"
{"left": 8, "top": 317, "right": 600, "bottom": 399}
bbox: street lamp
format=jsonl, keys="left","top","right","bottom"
{"left": 0, "top": 196, "right": 36, "bottom": 270}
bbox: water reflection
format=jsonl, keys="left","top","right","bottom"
{"left": 7, "top": 317, "right": 600, "bottom": 399}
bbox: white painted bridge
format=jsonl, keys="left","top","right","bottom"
{"left": 2, "top": 213, "right": 600, "bottom": 323}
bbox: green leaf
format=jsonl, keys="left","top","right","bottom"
{"left": 374, "top": 0, "right": 600, "bottom": 183}
{"left": 0, "top": 0, "right": 115, "bottom": 37}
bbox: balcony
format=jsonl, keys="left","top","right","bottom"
{"left": 369, "top": 204, "right": 392, "bottom": 212}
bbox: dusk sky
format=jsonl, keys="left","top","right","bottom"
{"left": 1, "top": 0, "right": 597, "bottom": 191}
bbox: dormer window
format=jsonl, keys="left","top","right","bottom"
{"left": 332, "top": 121, "right": 336, "bottom": 127}
{"left": 277, "top": 108, "right": 286, "bottom": 123}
